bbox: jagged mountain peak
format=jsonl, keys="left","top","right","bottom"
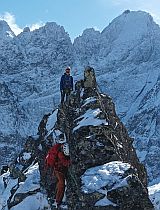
{"left": 120, "top": 10, "right": 153, "bottom": 21}
{"left": 102, "top": 10, "right": 158, "bottom": 42}
{"left": 106, "top": 10, "right": 155, "bottom": 29}
{"left": 82, "top": 28, "right": 100, "bottom": 36}
{"left": 45, "top": 21, "right": 62, "bottom": 29}
{"left": 38, "top": 21, "right": 68, "bottom": 37}
{"left": 74, "top": 28, "right": 100, "bottom": 42}
{"left": 23, "top": 27, "right": 30, "bottom": 33}
{"left": 0, "top": 20, "right": 15, "bottom": 39}
{"left": 18, "top": 21, "right": 70, "bottom": 41}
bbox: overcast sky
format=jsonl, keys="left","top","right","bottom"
{"left": 0, "top": 0, "right": 160, "bottom": 40}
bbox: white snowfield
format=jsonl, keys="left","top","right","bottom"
{"left": 81, "top": 161, "right": 160, "bottom": 209}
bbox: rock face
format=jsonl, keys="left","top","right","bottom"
{"left": 0, "top": 68, "right": 153, "bottom": 210}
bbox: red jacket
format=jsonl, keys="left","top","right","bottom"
{"left": 54, "top": 145, "right": 71, "bottom": 173}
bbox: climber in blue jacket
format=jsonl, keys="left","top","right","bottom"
{"left": 60, "top": 67, "right": 73, "bottom": 103}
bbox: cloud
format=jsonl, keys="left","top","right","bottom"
{"left": 0, "top": 12, "right": 22, "bottom": 35}
{"left": 0, "top": 12, "right": 45, "bottom": 35}
{"left": 29, "top": 21, "right": 44, "bottom": 31}
{"left": 93, "top": 26, "right": 100, "bottom": 31}
{"left": 150, "top": 13, "right": 160, "bottom": 25}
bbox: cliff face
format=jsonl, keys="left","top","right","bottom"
{"left": 0, "top": 68, "right": 153, "bottom": 210}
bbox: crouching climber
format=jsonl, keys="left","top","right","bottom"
{"left": 60, "top": 67, "right": 73, "bottom": 104}
{"left": 45, "top": 138, "right": 71, "bottom": 208}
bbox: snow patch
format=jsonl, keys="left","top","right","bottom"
{"left": 81, "top": 161, "right": 131, "bottom": 206}
{"left": 73, "top": 108, "right": 108, "bottom": 131}
{"left": 10, "top": 192, "right": 50, "bottom": 210}
{"left": 82, "top": 97, "right": 97, "bottom": 107}
{"left": 0, "top": 177, "right": 18, "bottom": 209}
{"left": 95, "top": 196, "right": 116, "bottom": 207}
{"left": 11, "top": 163, "right": 40, "bottom": 201}
{"left": 148, "top": 183, "right": 160, "bottom": 210}
{"left": 22, "top": 152, "right": 32, "bottom": 161}
{"left": 46, "top": 109, "right": 58, "bottom": 131}
{"left": 136, "top": 150, "right": 147, "bottom": 162}
{"left": 81, "top": 161, "right": 131, "bottom": 193}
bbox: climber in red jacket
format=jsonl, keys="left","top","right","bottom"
{"left": 54, "top": 143, "right": 70, "bottom": 207}
{"left": 45, "top": 137, "right": 71, "bottom": 207}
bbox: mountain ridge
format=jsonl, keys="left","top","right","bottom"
{"left": 0, "top": 67, "right": 154, "bottom": 209}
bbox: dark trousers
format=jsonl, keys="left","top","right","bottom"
{"left": 54, "top": 170, "right": 66, "bottom": 205}
{"left": 61, "top": 89, "right": 71, "bottom": 103}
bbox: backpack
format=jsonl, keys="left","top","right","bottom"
{"left": 64, "top": 74, "right": 72, "bottom": 89}
{"left": 45, "top": 144, "right": 61, "bottom": 169}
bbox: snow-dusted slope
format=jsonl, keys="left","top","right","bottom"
{"left": 0, "top": 21, "right": 73, "bottom": 165}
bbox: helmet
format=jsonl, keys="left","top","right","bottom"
{"left": 63, "top": 143, "right": 69, "bottom": 156}
{"left": 59, "top": 134, "right": 66, "bottom": 144}
{"left": 65, "top": 66, "right": 71, "bottom": 72}
{"left": 66, "top": 66, "right": 71, "bottom": 70}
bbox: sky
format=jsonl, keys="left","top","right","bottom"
{"left": 0, "top": 0, "right": 160, "bottom": 41}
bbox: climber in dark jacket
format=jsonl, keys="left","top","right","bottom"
{"left": 60, "top": 67, "right": 73, "bottom": 103}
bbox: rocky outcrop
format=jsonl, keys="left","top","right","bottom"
{"left": 0, "top": 135, "right": 50, "bottom": 210}
{"left": 58, "top": 67, "right": 153, "bottom": 210}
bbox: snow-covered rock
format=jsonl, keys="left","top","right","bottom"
{"left": 149, "top": 182, "right": 160, "bottom": 210}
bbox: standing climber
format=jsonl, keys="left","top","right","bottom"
{"left": 60, "top": 67, "right": 73, "bottom": 104}
{"left": 45, "top": 134, "right": 71, "bottom": 208}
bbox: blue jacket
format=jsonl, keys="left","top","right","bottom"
{"left": 60, "top": 73, "right": 73, "bottom": 91}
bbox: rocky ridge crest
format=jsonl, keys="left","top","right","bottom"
{"left": 0, "top": 67, "right": 153, "bottom": 210}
